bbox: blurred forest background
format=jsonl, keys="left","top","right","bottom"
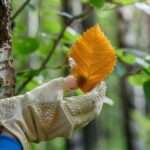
{"left": 1, "top": 0, "right": 150, "bottom": 150}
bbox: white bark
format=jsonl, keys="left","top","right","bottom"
{"left": 0, "top": 0, "right": 15, "bottom": 98}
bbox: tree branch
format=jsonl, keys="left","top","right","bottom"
{"left": 12, "top": 0, "right": 31, "bottom": 20}
{"left": 15, "top": 6, "right": 93, "bottom": 95}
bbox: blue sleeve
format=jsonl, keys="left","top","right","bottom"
{"left": 0, "top": 135, "right": 23, "bottom": 150}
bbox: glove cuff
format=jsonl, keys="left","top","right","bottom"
{"left": 1, "top": 121, "right": 31, "bottom": 150}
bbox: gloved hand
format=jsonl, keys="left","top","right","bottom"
{"left": 0, "top": 77, "right": 106, "bottom": 150}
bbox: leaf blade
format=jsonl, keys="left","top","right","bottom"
{"left": 69, "top": 25, "right": 116, "bottom": 92}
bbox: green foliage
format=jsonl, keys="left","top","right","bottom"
{"left": 117, "top": 50, "right": 136, "bottom": 64}
{"left": 128, "top": 71, "right": 150, "bottom": 86}
{"left": 38, "top": 38, "right": 54, "bottom": 56}
{"left": 143, "top": 68, "right": 150, "bottom": 75}
{"left": 117, "top": 49, "right": 150, "bottom": 89}
{"left": 132, "top": 111, "right": 150, "bottom": 150}
{"left": 43, "top": 20, "right": 61, "bottom": 33}
{"left": 17, "top": 69, "right": 41, "bottom": 78}
{"left": 63, "top": 28, "right": 80, "bottom": 44}
{"left": 112, "top": 0, "right": 145, "bottom": 5}
{"left": 143, "top": 80, "right": 150, "bottom": 101}
{"left": 89, "top": 0, "right": 145, "bottom": 9}
{"left": 46, "top": 138, "right": 66, "bottom": 150}
{"left": 89, "top": 0, "right": 105, "bottom": 8}
{"left": 14, "top": 37, "right": 39, "bottom": 55}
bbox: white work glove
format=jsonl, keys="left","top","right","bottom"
{"left": 0, "top": 77, "right": 106, "bottom": 150}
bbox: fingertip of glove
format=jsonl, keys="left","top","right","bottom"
{"left": 64, "top": 76, "right": 78, "bottom": 90}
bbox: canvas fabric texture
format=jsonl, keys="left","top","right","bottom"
{"left": 0, "top": 78, "right": 106, "bottom": 150}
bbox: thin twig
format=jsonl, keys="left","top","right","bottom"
{"left": 16, "top": 57, "right": 68, "bottom": 75}
{"left": 12, "top": 0, "right": 31, "bottom": 20}
{"left": 16, "top": 6, "right": 93, "bottom": 95}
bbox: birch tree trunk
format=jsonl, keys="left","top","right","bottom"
{"left": 0, "top": 0, "right": 15, "bottom": 99}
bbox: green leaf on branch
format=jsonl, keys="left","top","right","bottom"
{"left": 143, "top": 68, "right": 150, "bottom": 75}
{"left": 63, "top": 27, "right": 80, "bottom": 44}
{"left": 112, "top": 0, "right": 145, "bottom": 5}
{"left": 89, "top": 0, "right": 105, "bottom": 8}
{"left": 128, "top": 71, "right": 150, "bottom": 86}
{"left": 25, "top": 80, "right": 40, "bottom": 91}
{"left": 123, "top": 54, "right": 136, "bottom": 64}
{"left": 143, "top": 80, "right": 150, "bottom": 101}
{"left": 117, "top": 48, "right": 150, "bottom": 68}
{"left": 17, "top": 69, "right": 41, "bottom": 77}
{"left": 43, "top": 20, "right": 61, "bottom": 33}
{"left": 14, "top": 37, "right": 39, "bottom": 55}
{"left": 117, "top": 50, "right": 136, "bottom": 64}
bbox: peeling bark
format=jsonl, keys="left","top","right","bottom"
{"left": 0, "top": 0, "right": 15, "bottom": 98}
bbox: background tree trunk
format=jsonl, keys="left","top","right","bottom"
{"left": 62, "top": 1, "right": 85, "bottom": 150}
{"left": 62, "top": 1, "right": 99, "bottom": 150}
{"left": 118, "top": 6, "right": 147, "bottom": 150}
{"left": 0, "top": 0, "right": 15, "bottom": 99}
{"left": 81, "top": 3, "right": 99, "bottom": 150}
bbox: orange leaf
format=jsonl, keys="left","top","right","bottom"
{"left": 69, "top": 24, "right": 116, "bottom": 92}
